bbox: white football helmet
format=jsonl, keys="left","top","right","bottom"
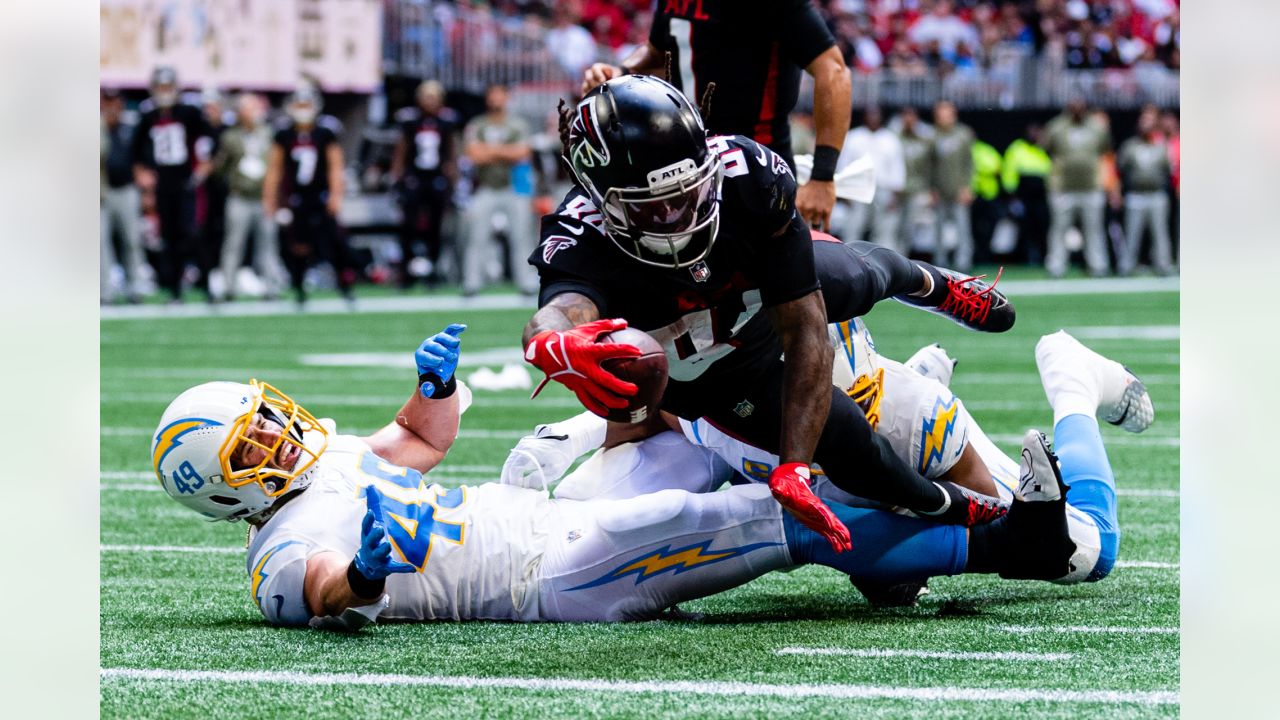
{"left": 151, "top": 379, "right": 329, "bottom": 522}
{"left": 829, "top": 318, "right": 885, "bottom": 430}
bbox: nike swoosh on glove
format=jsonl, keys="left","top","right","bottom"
{"left": 524, "top": 318, "right": 641, "bottom": 418}
{"left": 769, "top": 463, "right": 852, "bottom": 553}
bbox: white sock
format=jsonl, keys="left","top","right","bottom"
{"left": 1052, "top": 391, "right": 1098, "bottom": 428}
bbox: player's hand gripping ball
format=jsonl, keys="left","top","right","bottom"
{"left": 596, "top": 327, "right": 667, "bottom": 424}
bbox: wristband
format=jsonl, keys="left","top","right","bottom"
{"left": 810, "top": 145, "right": 839, "bottom": 182}
{"left": 346, "top": 561, "right": 387, "bottom": 600}
{"left": 417, "top": 371, "right": 458, "bottom": 399}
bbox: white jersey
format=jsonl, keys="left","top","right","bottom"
{"left": 247, "top": 433, "right": 553, "bottom": 626}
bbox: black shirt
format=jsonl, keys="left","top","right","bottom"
{"left": 131, "top": 101, "right": 210, "bottom": 189}
{"left": 529, "top": 135, "right": 817, "bottom": 413}
{"left": 649, "top": 0, "right": 835, "bottom": 167}
{"left": 273, "top": 117, "right": 343, "bottom": 202}
{"left": 103, "top": 120, "right": 136, "bottom": 189}
{"left": 395, "top": 106, "right": 459, "bottom": 177}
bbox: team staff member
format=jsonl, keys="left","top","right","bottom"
{"left": 101, "top": 89, "right": 146, "bottom": 304}
{"left": 580, "top": 0, "right": 851, "bottom": 232}
{"left": 1116, "top": 111, "right": 1174, "bottom": 276}
{"left": 263, "top": 85, "right": 354, "bottom": 305}
{"left": 390, "top": 80, "right": 459, "bottom": 289}
{"left": 1002, "top": 124, "right": 1052, "bottom": 265}
{"left": 132, "top": 66, "right": 211, "bottom": 302}
{"left": 523, "top": 78, "right": 1012, "bottom": 553}
{"left": 929, "top": 101, "right": 975, "bottom": 272}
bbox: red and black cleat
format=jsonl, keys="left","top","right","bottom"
{"left": 904, "top": 266, "right": 1016, "bottom": 333}
{"left": 925, "top": 482, "right": 1009, "bottom": 526}
{"left": 964, "top": 492, "right": 1009, "bottom": 526}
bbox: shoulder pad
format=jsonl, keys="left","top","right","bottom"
{"left": 393, "top": 106, "right": 419, "bottom": 124}
{"left": 138, "top": 98, "right": 157, "bottom": 114}
{"left": 319, "top": 115, "right": 344, "bottom": 134}
{"left": 714, "top": 135, "right": 797, "bottom": 221}
{"left": 548, "top": 188, "right": 606, "bottom": 236}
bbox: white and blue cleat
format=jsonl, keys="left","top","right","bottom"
{"left": 1035, "top": 330, "right": 1155, "bottom": 434}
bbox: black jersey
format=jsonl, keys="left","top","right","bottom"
{"left": 274, "top": 117, "right": 342, "bottom": 201}
{"left": 395, "top": 106, "right": 459, "bottom": 177}
{"left": 132, "top": 100, "right": 210, "bottom": 188}
{"left": 530, "top": 136, "right": 818, "bottom": 407}
{"left": 649, "top": 0, "right": 835, "bottom": 166}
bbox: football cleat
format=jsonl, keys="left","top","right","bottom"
{"left": 1035, "top": 330, "right": 1154, "bottom": 433}
{"left": 924, "top": 482, "right": 1008, "bottom": 526}
{"left": 902, "top": 267, "right": 1016, "bottom": 333}
{"left": 904, "top": 343, "right": 958, "bottom": 387}
{"left": 851, "top": 577, "right": 931, "bottom": 608}
{"left": 1017, "top": 429, "right": 1066, "bottom": 502}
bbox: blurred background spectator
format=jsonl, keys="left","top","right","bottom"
{"left": 1043, "top": 97, "right": 1110, "bottom": 277}
{"left": 1116, "top": 104, "right": 1174, "bottom": 275}
{"left": 99, "top": 0, "right": 1180, "bottom": 307}
{"left": 929, "top": 99, "right": 976, "bottom": 271}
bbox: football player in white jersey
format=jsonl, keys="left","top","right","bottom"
{"left": 503, "top": 322, "right": 1154, "bottom": 589}
{"left": 152, "top": 324, "right": 1081, "bottom": 630}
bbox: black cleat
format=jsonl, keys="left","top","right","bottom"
{"left": 999, "top": 430, "right": 1078, "bottom": 581}
{"left": 902, "top": 266, "right": 1016, "bottom": 333}
{"left": 851, "top": 577, "right": 930, "bottom": 608}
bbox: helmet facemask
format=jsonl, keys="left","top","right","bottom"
{"left": 218, "top": 380, "right": 327, "bottom": 498}
{"left": 592, "top": 152, "right": 724, "bottom": 269}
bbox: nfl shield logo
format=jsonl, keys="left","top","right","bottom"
{"left": 734, "top": 400, "right": 755, "bottom": 418}
{"left": 690, "top": 261, "right": 711, "bottom": 283}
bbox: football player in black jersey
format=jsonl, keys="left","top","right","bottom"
{"left": 131, "top": 66, "right": 211, "bottom": 302}
{"left": 263, "top": 85, "right": 355, "bottom": 305}
{"left": 522, "top": 77, "right": 1014, "bottom": 551}
{"left": 390, "top": 80, "right": 459, "bottom": 289}
{"left": 581, "top": 0, "right": 850, "bottom": 232}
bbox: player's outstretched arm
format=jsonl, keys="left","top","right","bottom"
{"left": 363, "top": 324, "right": 467, "bottom": 473}
{"left": 304, "top": 490, "right": 415, "bottom": 624}
{"left": 796, "top": 46, "right": 851, "bottom": 231}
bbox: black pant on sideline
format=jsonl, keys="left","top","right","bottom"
{"left": 281, "top": 200, "right": 355, "bottom": 301}
{"left": 155, "top": 186, "right": 195, "bottom": 300}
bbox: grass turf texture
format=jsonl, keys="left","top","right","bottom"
{"left": 101, "top": 280, "right": 1180, "bottom": 718}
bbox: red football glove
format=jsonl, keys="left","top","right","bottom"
{"left": 525, "top": 318, "right": 642, "bottom": 418}
{"left": 769, "top": 463, "right": 852, "bottom": 553}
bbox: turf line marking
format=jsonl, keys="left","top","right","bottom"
{"left": 989, "top": 433, "right": 1179, "bottom": 448}
{"left": 101, "top": 392, "right": 580, "bottom": 409}
{"left": 1000, "top": 625, "right": 1177, "bottom": 635}
{"left": 960, "top": 373, "right": 1177, "bottom": 386}
{"left": 98, "top": 668, "right": 1176, "bottom": 705}
{"left": 99, "top": 277, "right": 1179, "bottom": 321}
{"left": 776, "top": 648, "right": 1072, "bottom": 661}
{"left": 101, "top": 545, "right": 241, "bottom": 555}
{"left": 1116, "top": 561, "right": 1179, "bottom": 569}
{"left": 1115, "top": 488, "right": 1179, "bottom": 498}
{"left": 1069, "top": 325, "right": 1179, "bottom": 341}
{"left": 101, "top": 426, "right": 528, "bottom": 440}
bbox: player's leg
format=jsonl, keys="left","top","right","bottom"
{"left": 397, "top": 181, "right": 422, "bottom": 289}
{"left": 281, "top": 204, "right": 312, "bottom": 303}
{"left": 813, "top": 233, "right": 1015, "bottom": 334}
{"left": 155, "top": 189, "right": 187, "bottom": 300}
{"left": 424, "top": 182, "right": 449, "bottom": 281}
{"left": 554, "top": 430, "right": 732, "bottom": 501}
{"left": 1036, "top": 330, "right": 1155, "bottom": 580}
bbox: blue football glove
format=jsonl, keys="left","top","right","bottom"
{"left": 353, "top": 488, "right": 416, "bottom": 581}
{"left": 415, "top": 323, "right": 467, "bottom": 399}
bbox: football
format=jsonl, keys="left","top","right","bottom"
{"left": 599, "top": 327, "right": 668, "bottom": 424}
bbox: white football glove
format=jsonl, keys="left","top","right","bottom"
{"left": 500, "top": 412, "right": 607, "bottom": 491}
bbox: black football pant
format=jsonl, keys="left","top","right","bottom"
{"left": 672, "top": 237, "right": 946, "bottom": 515}
{"left": 281, "top": 200, "right": 356, "bottom": 301}
{"left": 154, "top": 186, "right": 195, "bottom": 300}
{"left": 399, "top": 176, "right": 449, "bottom": 287}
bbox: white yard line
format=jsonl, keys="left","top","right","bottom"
{"left": 101, "top": 426, "right": 528, "bottom": 440}
{"left": 101, "top": 544, "right": 241, "bottom": 555}
{"left": 101, "top": 392, "right": 578, "bottom": 409}
{"left": 960, "top": 373, "right": 1178, "bottom": 386}
{"left": 1069, "top": 325, "right": 1179, "bottom": 341}
{"left": 100, "top": 277, "right": 1179, "bottom": 322}
{"left": 776, "top": 648, "right": 1072, "bottom": 661}
{"left": 988, "top": 433, "right": 1180, "bottom": 448}
{"left": 1116, "top": 488, "right": 1179, "bottom": 498}
{"left": 1116, "top": 561, "right": 1179, "bottom": 569}
{"left": 98, "top": 667, "right": 1177, "bottom": 705}
{"left": 1000, "top": 625, "right": 1178, "bottom": 635}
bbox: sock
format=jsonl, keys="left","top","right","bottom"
{"left": 965, "top": 516, "right": 1009, "bottom": 573}
{"left": 1054, "top": 413, "right": 1119, "bottom": 580}
{"left": 906, "top": 262, "right": 947, "bottom": 302}
{"left": 784, "top": 501, "right": 968, "bottom": 582}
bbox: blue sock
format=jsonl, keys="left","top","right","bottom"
{"left": 784, "top": 502, "right": 968, "bottom": 581}
{"left": 1054, "top": 413, "right": 1119, "bottom": 580}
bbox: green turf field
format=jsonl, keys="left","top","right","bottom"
{"left": 100, "top": 278, "right": 1180, "bottom": 717}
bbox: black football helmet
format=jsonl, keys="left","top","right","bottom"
{"left": 150, "top": 65, "right": 180, "bottom": 108}
{"left": 565, "top": 75, "right": 722, "bottom": 268}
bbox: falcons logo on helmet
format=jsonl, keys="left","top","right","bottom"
{"left": 542, "top": 235, "right": 578, "bottom": 263}
{"left": 570, "top": 100, "right": 610, "bottom": 168}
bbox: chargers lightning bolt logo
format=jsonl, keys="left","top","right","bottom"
{"left": 251, "top": 540, "right": 301, "bottom": 610}
{"left": 152, "top": 418, "right": 222, "bottom": 482}
{"left": 567, "top": 539, "right": 781, "bottom": 591}
{"left": 917, "top": 395, "right": 960, "bottom": 475}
